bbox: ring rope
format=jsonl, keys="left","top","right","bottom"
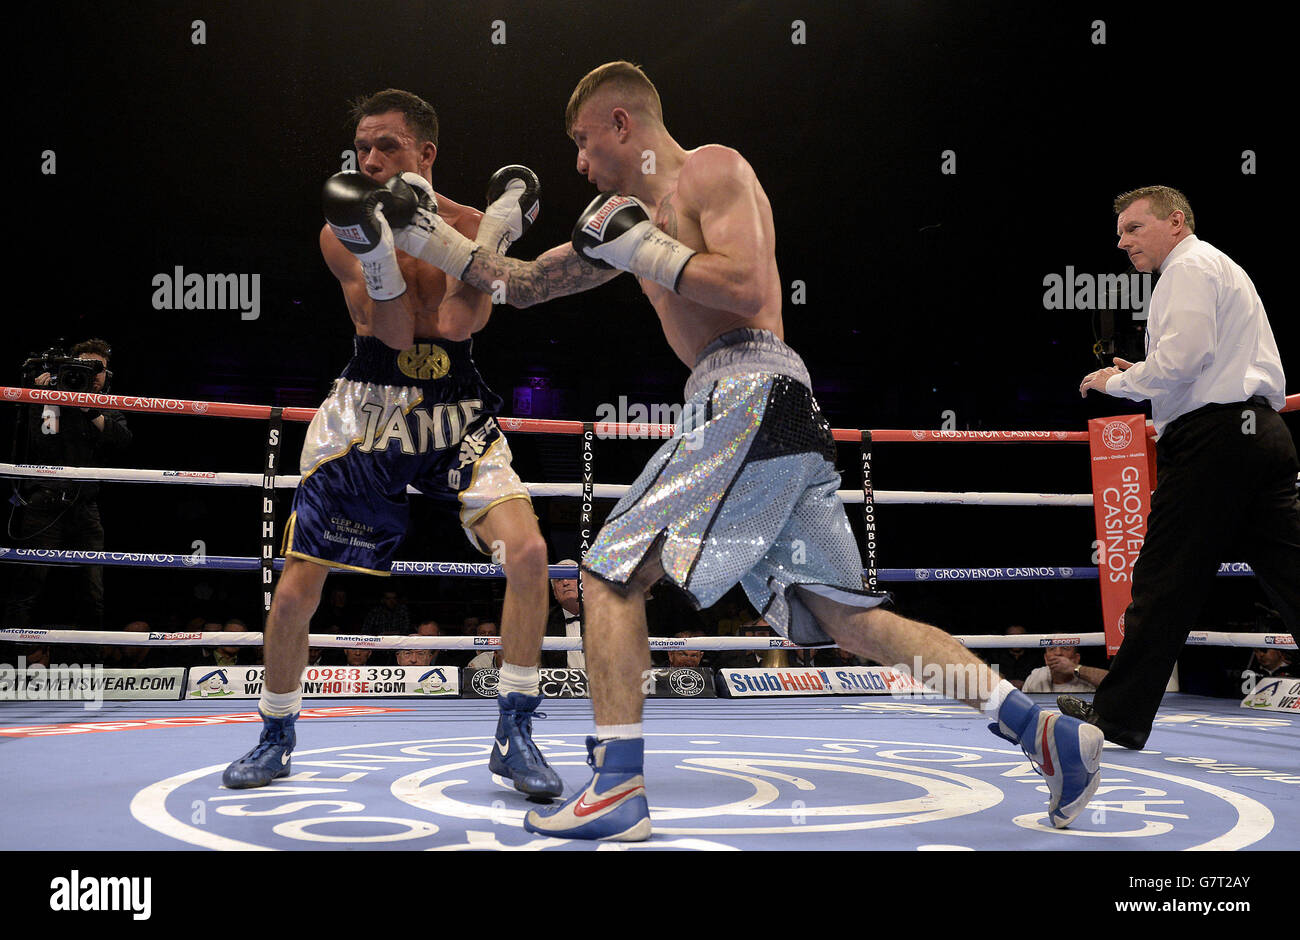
{"left": 9, "top": 384, "right": 1294, "bottom": 434}
{"left": 3, "top": 627, "right": 1292, "bottom": 651}
{"left": 4, "top": 386, "right": 1296, "bottom": 647}
{"left": 0, "top": 463, "right": 1099, "bottom": 507}
{"left": 0, "top": 549, "right": 1266, "bottom": 582}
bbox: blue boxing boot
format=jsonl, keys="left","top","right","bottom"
{"left": 489, "top": 693, "right": 563, "bottom": 800}
{"left": 523, "top": 736, "right": 651, "bottom": 841}
{"left": 990, "top": 690, "right": 1104, "bottom": 828}
{"left": 222, "top": 711, "right": 296, "bottom": 789}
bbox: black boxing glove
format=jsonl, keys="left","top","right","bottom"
{"left": 322, "top": 172, "right": 419, "bottom": 300}
{"left": 476, "top": 165, "right": 540, "bottom": 254}
{"left": 390, "top": 171, "right": 483, "bottom": 279}
{"left": 571, "top": 193, "right": 695, "bottom": 291}
{"left": 322, "top": 172, "right": 418, "bottom": 245}
{"left": 390, "top": 171, "right": 438, "bottom": 218}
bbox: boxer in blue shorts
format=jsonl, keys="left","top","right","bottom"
{"left": 223, "top": 90, "right": 563, "bottom": 800}
{"left": 392, "top": 63, "right": 1105, "bottom": 839}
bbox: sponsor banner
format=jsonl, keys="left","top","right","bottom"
{"left": 651, "top": 667, "right": 716, "bottom": 698}
{"left": 0, "top": 666, "right": 184, "bottom": 701}
{"left": 1240, "top": 677, "right": 1300, "bottom": 713}
{"left": 720, "top": 666, "right": 929, "bottom": 698}
{"left": 96, "top": 668, "right": 186, "bottom": 700}
{"left": 1088, "top": 414, "right": 1151, "bottom": 656}
{"left": 187, "top": 665, "right": 459, "bottom": 699}
{"left": 909, "top": 567, "right": 1085, "bottom": 581}
{"left": 0, "top": 628, "right": 50, "bottom": 641}
{"left": 392, "top": 561, "right": 502, "bottom": 578}
{"left": 1217, "top": 562, "right": 1255, "bottom": 575}
{"left": 0, "top": 386, "right": 274, "bottom": 419}
{"left": 4, "top": 550, "right": 181, "bottom": 565}
{"left": 462, "top": 667, "right": 716, "bottom": 699}
{"left": 464, "top": 667, "right": 588, "bottom": 699}
{"left": 907, "top": 430, "right": 1061, "bottom": 441}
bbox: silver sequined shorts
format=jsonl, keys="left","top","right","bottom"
{"left": 583, "top": 329, "right": 887, "bottom": 645}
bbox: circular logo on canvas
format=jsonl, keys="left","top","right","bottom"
{"left": 132, "top": 731, "right": 1276, "bottom": 851}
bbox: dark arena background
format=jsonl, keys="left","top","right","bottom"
{"left": 4, "top": 0, "right": 1293, "bottom": 914}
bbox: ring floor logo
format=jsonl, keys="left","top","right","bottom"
{"left": 130, "top": 732, "right": 1278, "bottom": 850}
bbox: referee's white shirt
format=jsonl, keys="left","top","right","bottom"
{"left": 1105, "top": 234, "right": 1286, "bottom": 437}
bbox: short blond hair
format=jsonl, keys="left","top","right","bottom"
{"left": 565, "top": 61, "right": 664, "bottom": 135}
{"left": 1114, "top": 185, "right": 1195, "bottom": 233}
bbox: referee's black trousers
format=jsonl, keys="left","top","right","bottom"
{"left": 1091, "top": 400, "right": 1300, "bottom": 748}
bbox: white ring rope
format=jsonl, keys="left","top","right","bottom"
{"left": 2, "top": 628, "right": 1292, "bottom": 651}
{"left": 0, "top": 463, "right": 1094, "bottom": 507}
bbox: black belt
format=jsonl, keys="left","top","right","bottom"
{"left": 1170, "top": 395, "right": 1270, "bottom": 428}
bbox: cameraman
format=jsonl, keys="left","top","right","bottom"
{"left": 5, "top": 339, "right": 130, "bottom": 629}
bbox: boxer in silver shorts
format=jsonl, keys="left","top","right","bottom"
{"left": 584, "top": 328, "right": 878, "bottom": 647}
{"left": 391, "top": 62, "right": 1105, "bottom": 840}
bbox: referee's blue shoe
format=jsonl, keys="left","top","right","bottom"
{"left": 523, "top": 736, "right": 651, "bottom": 841}
{"left": 222, "top": 711, "right": 296, "bottom": 789}
{"left": 989, "top": 691, "right": 1104, "bottom": 828}
{"left": 489, "top": 693, "right": 563, "bottom": 800}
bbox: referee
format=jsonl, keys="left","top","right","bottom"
{"left": 1070, "top": 185, "right": 1299, "bottom": 748}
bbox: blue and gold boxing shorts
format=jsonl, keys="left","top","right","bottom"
{"left": 284, "top": 336, "right": 531, "bottom": 575}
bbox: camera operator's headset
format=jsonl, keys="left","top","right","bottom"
{"left": 7, "top": 342, "right": 113, "bottom": 540}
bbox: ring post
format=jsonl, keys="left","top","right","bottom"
{"left": 261, "top": 407, "right": 285, "bottom": 628}
{"left": 860, "top": 430, "right": 878, "bottom": 592}
{"left": 1087, "top": 414, "right": 1152, "bottom": 656}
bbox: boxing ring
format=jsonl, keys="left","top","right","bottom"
{"left": 1, "top": 693, "right": 1296, "bottom": 852}
{"left": 2, "top": 384, "right": 1298, "bottom": 856}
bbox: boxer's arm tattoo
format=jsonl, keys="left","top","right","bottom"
{"left": 463, "top": 246, "right": 619, "bottom": 308}
{"left": 658, "top": 193, "right": 680, "bottom": 240}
